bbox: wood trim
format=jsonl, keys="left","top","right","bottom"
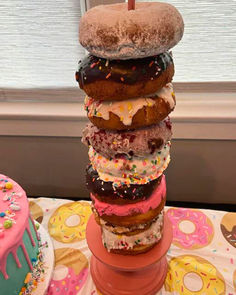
{"left": 1, "top": 82, "right": 235, "bottom": 102}
{"left": 0, "top": 91, "right": 235, "bottom": 139}
{"left": 174, "top": 82, "right": 236, "bottom": 93}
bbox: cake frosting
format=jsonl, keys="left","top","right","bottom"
{"left": 91, "top": 175, "right": 166, "bottom": 217}
{"left": 84, "top": 83, "right": 175, "bottom": 126}
{"left": 102, "top": 210, "right": 164, "bottom": 251}
{"left": 89, "top": 142, "right": 170, "bottom": 187}
{"left": 0, "top": 174, "right": 39, "bottom": 295}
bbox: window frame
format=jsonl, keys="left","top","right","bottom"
{"left": 0, "top": 0, "right": 235, "bottom": 140}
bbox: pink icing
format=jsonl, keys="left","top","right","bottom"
{"left": 47, "top": 267, "right": 88, "bottom": 295}
{"left": 166, "top": 208, "right": 214, "bottom": 248}
{"left": 0, "top": 174, "right": 37, "bottom": 279}
{"left": 91, "top": 175, "right": 166, "bottom": 216}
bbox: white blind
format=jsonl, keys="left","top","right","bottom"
{"left": 140, "top": 0, "right": 236, "bottom": 82}
{"left": 0, "top": 0, "right": 84, "bottom": 88}
{"left": 0, "top": 0, "right": 235, "bottom": 89}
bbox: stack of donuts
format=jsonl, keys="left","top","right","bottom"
{"left": 76, "top": 2, "right": 184, "bottom": 255}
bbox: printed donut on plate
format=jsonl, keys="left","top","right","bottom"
{"left": 220, "top": 212, "right": 236, "bottom": 248}
{"left": 82, "top": 118, "right": 172, "bottom": 159}
{"left": 233, "top": 269, "right": 236, "bottom": 291}
{"left": 166, "top": 208, "right": 214, "bottom": 249}
{"left": 76, "top": 52, "right": 174, "bottom": 100}
{"left": 47, "top": 248, "right": 88, "bottom": 295}
{"left": 79, "top": 2, "right": 184, "bottom": 59}
{"left": 48, "top": 202, "right": 92, "bottom": 243}
{"left": 84, "top": 83, "right": 175, "bottom": 130}
{"left": 165, "top": 255, "right": 226, "bottom": 295}
{"left": 29, "top": 200, "right": 44, "bottom": 224}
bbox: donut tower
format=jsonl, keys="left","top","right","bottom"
{"left": 76, "top": 1, "right": 184, "bottom": 255}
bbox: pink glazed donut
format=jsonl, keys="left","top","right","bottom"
{"left": 166, "top": 208, "right": 214, "bottom": 250}
{"left": 79, "top": 2, "right": 184, "bottom": 59}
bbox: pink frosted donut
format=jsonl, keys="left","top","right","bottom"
{"left": 166, "top": 208, "right": 214, "bottom": 250}
{"left": 79, "top": 2, "right": 184, "bottom": 59}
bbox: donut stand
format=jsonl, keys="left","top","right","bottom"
{"left": 78, "top": 0, "right": 184, "bottom": 293}
{"left": 86, "top": 214, "right": 172, "bottom": 295}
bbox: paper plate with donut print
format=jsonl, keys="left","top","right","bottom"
{"left": 164, "top": 255, "right": 226, "bottom": 295}
{"left": 166, "top": 208, "right": 214, "bottom": 250}
{"left": 29, "top": 200, "right": 44, "bottom": 224}
{"left": 220, "top": 212, "right": 236, "bottom": 248}
{"left": 47, "top": 248, "right": 89, "bottom": 295}
{"left": 48, "top": 202, "right": 92, "bottom": 243}
{"left": 233, "top": 269, "right": 236, "bottom": 291}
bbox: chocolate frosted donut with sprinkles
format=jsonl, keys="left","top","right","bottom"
{"left": 76, "top": 52, "right": 174, "bottom": 100}
{"left": 86, "top": 165, "right": 162, "bottom": 205}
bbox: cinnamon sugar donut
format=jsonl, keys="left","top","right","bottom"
{"left": 85, "top": 83, "right": 175, "bottom": 130}
{"left": 82, "top": 119, "right": 172, "bottom": 158}
{"left": 76, "top": 53, "right": 174, "bottom": 100}
{"left": 79, "top": 2, "right": 184, "bottom": 59}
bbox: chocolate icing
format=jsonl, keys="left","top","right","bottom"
{"left": 86, "top": 165, "right": 162, "bottom": 205}
{"left": 221, "top": 224, "right": 236, "bottom": 248}
{"left": 76, "top": 52, "right": 173, "bottom": 88}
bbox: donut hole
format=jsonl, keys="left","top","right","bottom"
{"left": 183, "top": 272, "right": 203, "bottom": 292}
{"left": 52, "top": 265, "right": 68, "bottom": 281}
{"left": 65, "top": 214, "right": 81, "bottom": 227}
{"left": 178, "top": 220, "right": 196, "bottom": 234}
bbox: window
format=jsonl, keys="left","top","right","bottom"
{"left": 140, "top": 0, "right": 236, "bottom": 82}
{"left": 1, "top": 0, "right": 235, "bottom": 93}
{"left": 0, "top": 0, "right": 235, "bottom": 139}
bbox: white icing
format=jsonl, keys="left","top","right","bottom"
{"left": 88, "top": 142, "right": 171, "bottom": 185}
{"left": 102, "top": 210, "right": 164, "bottom": 251}
{"left": 154, "top": 83, "right": 175, "bottom": 109}
{"left": 85, "top": 96, "right": 155, "bottom": 126}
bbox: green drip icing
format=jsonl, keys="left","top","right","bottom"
{"left": 0, "top": 218, "right": 39, "bottom": 295}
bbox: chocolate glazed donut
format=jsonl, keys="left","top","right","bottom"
{"left": 76, "top": 52, "right": 174, "bottom": 100}
{"left": 86, "top": 165, "right": 162, "bottom": 205}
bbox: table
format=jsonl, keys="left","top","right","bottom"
{"left": 29, "top": 197, "right": 236, "bottom": 295}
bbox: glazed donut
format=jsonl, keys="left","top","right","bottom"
{"left": 79, "top": 2, "right": 184, "bottom": 60}
{"left": 76, "top": 53, "right": 174, "bottom": 100}
{"left": 220, "top": 212, "right": 236, "bottom": 248}
{"left": 86, "top": 165, "right": 162, "bottom": 205}
{"left": 84, "top": 84, "right": 175, "bottom": 130}
{"left": 47, "top": 248, "right": 88, "bottom": 295}
{"left": 88, "top": 142, "right": 170, "bottom": 188}
{"left": 166, "top": 208, "right": 214, "bottom": 250}
{"left": 102, "top": 210, "right": 164, "bottom": 255}
{"left": 82, "top": 119, "right": 172, "bottom": 159}
{"left": 48, "top": 202, "right": 92, "bottom": 243}
{"left": 165, "top": 255, "right": 226, "bottom": 295}
{"left": 90, "top": 175, "right": 166, "bottom": 226}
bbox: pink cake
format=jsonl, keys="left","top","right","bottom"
{"left": 0, "top": 174, "right": 41, "bottom": 295}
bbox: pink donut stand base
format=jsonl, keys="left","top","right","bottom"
{"left": 86, "top": 214, "right": 172, "bottom": 295}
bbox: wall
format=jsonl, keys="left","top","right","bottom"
{"left": 0, "top": 136, "right": 235, "bottom": 204}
